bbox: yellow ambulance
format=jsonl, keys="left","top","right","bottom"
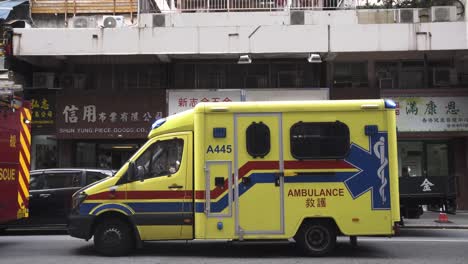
{"left": 68, "top": 99, "right": 400, "bottom": 256}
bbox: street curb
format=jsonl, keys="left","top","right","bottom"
{"left": 401, "top": 225, "right": 468, "bottom": 230}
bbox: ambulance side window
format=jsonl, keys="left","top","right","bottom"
{"left": 246, "top": 122, "right": 271, "bottom": 158}
{"left": 290, "top": 121, "right": 350, "bottom": 159}
{"left": 134, "top": 138, "right": 184, "bottom": 180}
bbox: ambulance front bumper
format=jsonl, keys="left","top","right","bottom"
{"left": 68, "top": 214, "right": 95, "bottom": 240}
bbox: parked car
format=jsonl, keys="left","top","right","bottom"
{"left": 8, "top": 168, "right": 114, "bottom": 229}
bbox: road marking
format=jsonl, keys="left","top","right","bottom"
{"left": 353, "top": 237, "right": 468, "bottom": 243}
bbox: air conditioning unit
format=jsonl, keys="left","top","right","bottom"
{"left": 379, "top": 78, "right": 394, "bottom": 89}
{"left": 431, "top": 6, "right": 457, "bottom": 22}
{"left": 69, "top": 16, "right": 97, "bottom": 28}
{"left": 398, "top": 9, "right": 418, "bottom": 23}
{"left": 60, "top": 74, "right": 87, "bottom": 89}
{"left": 100, "top": 16, "right": 125, "bottom": 28}
{"left": 433, "top": 67, "right": 456, "bottom": 86}
{"left": 33, "top": 72, "right": 56, "bottom": 88}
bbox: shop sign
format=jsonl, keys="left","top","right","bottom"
{"left": 245, "top": 89, "right": 329, "bottom": 101}
{"left": 168, "top": 89, "right": 329, "bottom": 115}
{"left": 56, "top": 91, "right": 165, "bottom": 139}
{"left": 391, "top": 97, "right": 468, "bottom": 132}
{"left": 168, "top": 90, "right": 242, "bottom": 115}
{"left": 30, "top": 93, "right": 55, "bottom": 128}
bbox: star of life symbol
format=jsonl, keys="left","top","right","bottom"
{"left": 420, "top": 178, "right": 434, "bottom": 192}
{"left": 373, "top": 137, "right": 388, "bottom": 204}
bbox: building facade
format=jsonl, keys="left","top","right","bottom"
{"left": 3, "top": 0, "right": 468, "bottom": 210}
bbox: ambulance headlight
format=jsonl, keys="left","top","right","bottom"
{"left": 72, "top": 192, "right": 87, "bottom": 211}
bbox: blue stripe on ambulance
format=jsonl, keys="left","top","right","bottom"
{"left": 80, "top": 131, "right": 390, "bottom": 216}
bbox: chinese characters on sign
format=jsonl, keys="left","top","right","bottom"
{"left": 57, "top": 92, "right": 166, "bottom": 139}
{"left": 168, "top": 89, "right": 329, "bottom": 115}
{"left": 392, "top": 97, "right": 468, "bottom": 132}
{"left": 30, "top": 95, "right": 55, "bottom": 126}
{"left": 61, "top": 104, "right": 162, "bottom": 125}
{"left": 288, "top": 188, "right": 345, "bottom": 208}
{"left": 168, "top": 90, "right": 242, "bottom": 115}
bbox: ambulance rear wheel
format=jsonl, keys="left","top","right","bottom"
{"left": 94, "top": 218, "right": 134, "bottom": 256}
{"left": 295, "top": 221, "right": 336, "bottom": 256}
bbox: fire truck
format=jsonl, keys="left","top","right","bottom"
{"left": 0, "top": 90, "right": 32, "bottom": 227}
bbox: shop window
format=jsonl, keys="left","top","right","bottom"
{"left": 398, "top": 142, "right": 423, "bottom": 177}
{"left": 290, "top": 121, "right": 350, "bottom": 159}
{"left": 32, "top": 135, "right": 57, "bottom": 170}
{"left": 246, "top": 122, "right": 271, "bottom": 158}
{"left": 76, "top": 142, "right": 96, "bottom": 168}
{"left": 398, "top": 141, "right": 449, "bottom": 177}
{"left": 134, "top": 138, "right": 184, "bottom": 180}
{"left": 333, "top": 62, "right": 368, "bottom": 88}
{"left": 426, "top": 144, "right": 449, "bottom": 176}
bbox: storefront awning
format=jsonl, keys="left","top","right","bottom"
{"left": 0, "top": 0, "right": 28, "bottom": 20}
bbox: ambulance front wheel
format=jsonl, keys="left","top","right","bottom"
{"left": 295, "top": 220, "right": 337, "bottom": 256}
{"left": 94, "top": 218, "right": 134, "bottom": 256}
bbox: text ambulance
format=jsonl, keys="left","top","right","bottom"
{"left": 68, "top": 99, "right": 400, "bottom": 256}
{"left": 0, "top": 94, "right": 32, "bottom": 226}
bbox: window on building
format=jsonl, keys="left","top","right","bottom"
{"left": 271, "top": 63, "right": 320, "bottom": 88}
{"left": 376, "top": 62, "right": 398, "bottom": 89}
{"left": 429, "top": 61, "right": 455, "bottom": 88}
{"left": 174, "top": 64, "right": 196, "bottom": 89}
{"left": 226, "top": 64, "right": 245, "bottom": 88}
{"left": 333, "top": 62, "right": 368, "bottom": 88}
{"left": 134, "top": 138, "right": 184, "bottom": 180}
{"left": 244, "top": 64, "right": 269, "bottom": 88}
{"left": 246, "top": 122, "right": 271, "bottom": 158}
{"left": 197, "top": 64, "right": 227, "bottom": 88}
{"left": 290, "top": 121, "right": 350, "bottom": 159}
{"left": 399, "top": 61, "right": 424, "bottom": 89}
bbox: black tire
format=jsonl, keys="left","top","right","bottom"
{"left": 294, "top": 220, "right": 337, "bottom": 256}
{"left": 93, "top": 218, "right": 134, "bottom": 256}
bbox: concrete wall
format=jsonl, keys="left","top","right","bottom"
{"left": 14, "top": 10, "right": 468, "bottom": 56}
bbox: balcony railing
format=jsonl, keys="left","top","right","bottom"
{"left": 158, "top": 0, "right": 355, "bottom": 12}
{"left": 31, "top": 0, "right": 138, "bottom": 14}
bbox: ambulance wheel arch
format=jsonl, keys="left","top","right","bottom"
{"left": 92, "top": 211, "right": 140, "bottom": 256}
{"left": 294, "top": 218, "right": 339, "bottom": 256}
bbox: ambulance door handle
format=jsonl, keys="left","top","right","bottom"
{"left": 39, "top": 193, "right": 52, "bottom": 198}
{"left": 275, "top": 172, "right": 284, "bottom": 187}
{"left": 168, "top": 184, "right": 183, "bottom": 189}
